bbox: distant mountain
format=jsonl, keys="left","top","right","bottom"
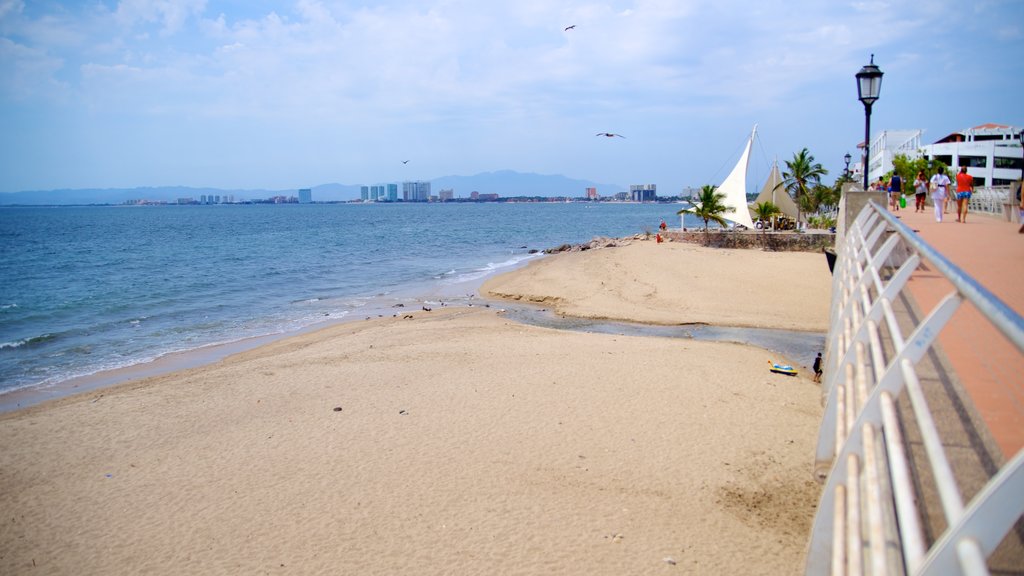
{"left": 0, "top": 171, "right": 624, "bottom": 205}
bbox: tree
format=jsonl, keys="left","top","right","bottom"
{"left": 678, "top": 184, "right": 733, "bottom": 244}
{"left": 782, "top": 148, "right": 828, "bottom": 226}
{"left": 752, "top": 200, "right": 781, "bottom": 247}
{"left": 892, "top": 153, "right": 948, "bottom": 182}
{"left": 800, "top": 183, "right": 839, "bottom": 215}
{"left": 752, "top": 200, "right": 781, "bottom": 232}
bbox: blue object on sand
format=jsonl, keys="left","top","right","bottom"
{"left": 768, "top": 361, "right": 798, "bottom": 376}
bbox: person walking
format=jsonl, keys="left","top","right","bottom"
{"left": 812, "top": 352, "right": 823, "bottom": 383}
{"left": 889, "top": 171, "right": 903, "bottom": 211}
{"left": 930, "top": 166, "right": 951, "bottom": 223}
{"left": 913, "top": 169, "right": 928, "bottom": 213}
{"left": 955, "top": 165, "right": 974, "bottom": 223}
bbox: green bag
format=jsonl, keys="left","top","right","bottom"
{"left": 899, "top": 195, "right": 907, "bottom": 208}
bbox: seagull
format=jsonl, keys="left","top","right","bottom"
{"left": 596, "top": 132, "right": 625, "bottom": 138}
{"left": 402, "top": 160, "right": 409, "bottom": 164}
{"left": 564, "top": 24, "right": 575, "bottom": 31}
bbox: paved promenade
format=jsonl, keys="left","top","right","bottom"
{"left": 895, "top": 204, "right": 1023, "bottom": 459}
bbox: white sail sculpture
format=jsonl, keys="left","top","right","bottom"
{"left": 716, "top": 125, "right": 757, "bottom": 230}
{"left": 748, "top": 160, "right": 800, "bottom": 226}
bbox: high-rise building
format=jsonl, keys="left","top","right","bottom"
{"left": 298, "top": 188, "right": 312, "bottom": 203}
{"left": 585, "top": 187, "right": 598, "bottom": 200}
{"left": 438, "top": 188, "right": 454, "bottom": 201}
{"left": 360, "top": 186, "right": 370, "bottom": 201}
{"left": 402, "top": 181, "right": 431, "bottom": 202}
{"left": 630, "top": 184, "right": 657, "bottom": 202}
{"left": 370, "top": 185, "right": 386, "bottom": 201}
{"left": 387, "top": 183, "right": 398, "bottom": 202}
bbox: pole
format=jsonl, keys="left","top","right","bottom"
{"left": 863, "top": 103, "right": 872, "bottom": 191}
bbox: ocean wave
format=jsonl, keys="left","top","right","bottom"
{"left": 0, "top": 303, "right": 17, "bottom": 311}
{"left": 441, "top": 252, "right": 543, "bottom": 284}
{"left": 0, "top": 333, "right": 56, "bottom": 350}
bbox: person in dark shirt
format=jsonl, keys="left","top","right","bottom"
{"left": 812, "top": 352, "right": 823, "bottom": 383}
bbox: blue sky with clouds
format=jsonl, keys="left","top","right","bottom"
{"left": 1, "top": 0, "right": 1022, "bottom": 195}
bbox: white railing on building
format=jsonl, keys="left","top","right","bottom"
{"left": 806, "top": 200, "right": 1024, "bottom": 575}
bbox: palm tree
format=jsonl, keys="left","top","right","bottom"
{"left": 752, "top": 200, "right": 781, "bottom": 233}
{"left": 782, "top": 148, "right": 828, "bottom": 227}
{"left": 678, "top": 184, "right": 732, "bottom": 244}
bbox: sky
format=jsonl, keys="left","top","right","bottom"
{"left": 1, "top": 0, "right": 1022, "bottom": 195}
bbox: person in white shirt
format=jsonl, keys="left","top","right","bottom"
{"left": 929, "top": 166, "right": 951, "bottom": 223}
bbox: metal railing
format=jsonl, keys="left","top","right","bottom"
{"left": 965, "top": 186, "right": 1010, "bottom": 216}
{"left": 806, "top": 199, "right": 1024, "bottom": 575}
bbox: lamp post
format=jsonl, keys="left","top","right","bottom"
{"left": 844, "top": 152, "right": 852, "bottom": 177}
{"left": 856, "top": 55, "right": 883, "bottom": 191}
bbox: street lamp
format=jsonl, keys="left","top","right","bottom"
{"left": 844, "top": 152, "right": 852, "bottom": 177}
{"left": 856, "top": 54, "right": 883, "bottom": 191}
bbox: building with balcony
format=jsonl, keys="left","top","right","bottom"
{"left": 861, "top": 123, "right": 1022, "bottom": 187}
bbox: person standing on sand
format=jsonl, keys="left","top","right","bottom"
{"left": 955, "top": 166, "right": 974, "bottom": 223}
{"left": 930, "top": 166, "right": 951, "bottom": 223}
{"left": 914, "top": 170, "right": 928, "bottom": 213}
{"left": 813, "top": 352, "right": 823, "bottom": 383}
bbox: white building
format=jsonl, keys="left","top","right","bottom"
{"left": 861, "top": 123, "right": 1023, "bottom": 187}
{"left": 857, "top": 129, "right": 924, "bottom": 185}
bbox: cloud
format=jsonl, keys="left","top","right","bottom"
{"left": 114, "top": 0, "right": 207, "bottom": 35}
{"left": 1, "top": 0, "right": 1021, "bottom": 192}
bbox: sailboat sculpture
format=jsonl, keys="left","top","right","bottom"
{"left": 715, "top": 125, "right": 757, "bottom": 230}
{"left": 750, "top": 160, "right": 800, "bottom": 228}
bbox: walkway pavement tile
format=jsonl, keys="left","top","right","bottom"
{"left": 893, "top": 205, "right": 1024, "bottom": 458}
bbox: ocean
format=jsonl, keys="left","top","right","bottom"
{"left": 0, "top": 202, "right": 691, "bottom": 400}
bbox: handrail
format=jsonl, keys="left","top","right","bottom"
{"left": 806, "top": 199, "right": 1024, "bottom": 575}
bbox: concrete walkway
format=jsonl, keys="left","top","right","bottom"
{"left": 893, "top": 203, "right": 1024, "bottom": 459}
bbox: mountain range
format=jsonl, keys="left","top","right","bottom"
{"left": 0, "top": 171, "right": 625, "bottom": 205}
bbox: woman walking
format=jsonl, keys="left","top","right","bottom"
{"left": 955, "top": 166, "right": 974, "bottom": 223}
{"left": 913, "top": 170, "right": 928, "bottom": 213}
{"left": 930, "top": 166, "right": 951, "bottom": 223}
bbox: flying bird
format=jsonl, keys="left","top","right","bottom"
{"left": 596, "top": 133, "right": 625, "bottom": 138}
{"left": 402, "top": 160, "right": 409, "bottom": 164}
{"left": 564, "top": 24, "right": 575, "bottom": 31}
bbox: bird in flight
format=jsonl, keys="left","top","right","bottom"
{"left": 402, "top": 160, "right": 409, "bottom": 164}
{"left": 564, "top": 24, "right": 575, "bottom": 31}
{"left": 596, "top": 133, "right": 625, "bottom": 138}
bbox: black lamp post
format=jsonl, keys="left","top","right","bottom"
{"left": 856, "top": 55, "right": 883, "bottom": 191}
{"left": 844, "top": 152, "right": 852, "bottom": 177}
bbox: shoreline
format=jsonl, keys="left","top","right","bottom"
{"left": 0, "top": 267, "right": 509, "bottom": 414}
{"left": 1, "top": 238, "right": 831, "bottom": 415}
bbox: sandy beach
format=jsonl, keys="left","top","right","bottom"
{"left": 0, "top": 239, "right": 832, "bottom": 575}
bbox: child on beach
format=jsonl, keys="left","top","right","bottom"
{"left": 813, "top": 352, "right": 823, "bottom": 383}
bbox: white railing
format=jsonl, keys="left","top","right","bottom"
{"left": 965, "top": 186, "right": 1009, "bottom": 216}
{"left": 806, "top": 199, "right": 1024, "bottom": 575}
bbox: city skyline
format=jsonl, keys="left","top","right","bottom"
{"left": 1, "top": 1, "right": 1022, "bottom": 196}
